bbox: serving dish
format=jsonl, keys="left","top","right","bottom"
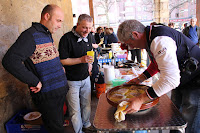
{"left": 116, "top": 60, "right": 139, "bottom": 68}
{"left": 106, "top": 84, "right": 159, "bottom": 110}
{"left": 23, "top": 111, "right": 41, "bottom": 121}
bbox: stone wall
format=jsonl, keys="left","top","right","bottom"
{"left": 0, "top": 0, "right": 73, "bottom": 133}
{"left": 154, "top": 0, "right": 169, "bottom": 24}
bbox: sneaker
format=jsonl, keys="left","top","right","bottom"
{"left": 82, "top": 125, "right": 97, "bottom": 132}
{"left": 63, "top": 120, "right": 69, "bottom": 127}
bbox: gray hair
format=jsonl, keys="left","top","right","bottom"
{"left": 117, "top": 20, "right": 145, "bottom": 43}
{"left": 77, "top": 14, "right": 93, "bottom": 24}
{"left": 191, "top": 17, "right": 197, "bottom": 21}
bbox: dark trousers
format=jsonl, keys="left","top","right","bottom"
{"left": 170, "top": 82, "right": 200, "bottom": 133}
{"left": 130, "top": 49, "right": 141, "bottom": 63}
{"left": 32, "top": 95, "right": 66, "bottom": 133}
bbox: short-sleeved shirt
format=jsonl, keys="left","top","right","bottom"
{"left": 59, "top": 29, "right": 95, "bottom": 81}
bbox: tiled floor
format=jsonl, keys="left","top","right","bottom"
{"left": 63, "top": 90, "right": 170, "bottom": 133}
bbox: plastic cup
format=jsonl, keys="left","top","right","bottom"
{"left": 109, "top": 51, "right": 112, "bottom": 59}
{"left": 87, "top": 51, "right": 94, "bottom": 63}
{"left": 112, "top": 79, "right": 126, "bottom": 87}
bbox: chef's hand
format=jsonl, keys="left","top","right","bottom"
{"left": 30, "top": 81, "right": 42, "bottom": 93}
{"left": 124, "top": 92, "right": 150, "bottom": 114}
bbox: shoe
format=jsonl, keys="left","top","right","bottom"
{"left": 82, "top": 125, "right": 97, "bottom": 132}
{"left": 63, "top": 120, "right": 69, "bottom": 127}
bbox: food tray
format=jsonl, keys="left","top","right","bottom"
{"left": 106, "top": 84, "right": 159, "bottom": 110}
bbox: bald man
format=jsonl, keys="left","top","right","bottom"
{"left": 2, "top": 4, "right": 68, "bottom": 133}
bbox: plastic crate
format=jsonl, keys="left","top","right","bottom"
{"left": 5, "top": 110, "right": 48, "bottom": 133}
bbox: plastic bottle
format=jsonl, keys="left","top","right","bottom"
{"left": 112, "top": 53, "right": 117, "bottom": 67}
{"left": 95, "top": 72, "right": 106, "bottom": 98}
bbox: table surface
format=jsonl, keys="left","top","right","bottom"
{"left": 101, "top": 48, "right": 112, "bottom": 50}
{"left": 93, "top": 93, "right": 187, "bottom": 132}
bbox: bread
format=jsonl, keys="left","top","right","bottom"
{"left": 114, "top": 101, "right": 129, "bottom": 122}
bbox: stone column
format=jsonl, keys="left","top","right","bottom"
{"left": 89, "top": 0, "right": 95, "bottom": 25}
{"left": 197, "top": 0, "right": 200, "bottom": 26}
{"left": 154, "top": 0, "right": 169, "bottom": 25}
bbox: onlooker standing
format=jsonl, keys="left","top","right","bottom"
{"left": 130, "top": 49, "right": 141, "bottom": 64}
{"left": 94, "top": 26, "right": 104, "bottom": 44}
{"left": 2, "top": 4, "right": 68, "bottom": 133}
{"left": 183, "top": 17, "right": 200, "bottom": 46}
{"left": 182, "top": 23, "right": 188, "bottom": 32}
{"left": 104, "top": 27, "right": 118, "bottom": 47}
{"left": 109, "top": 27, "right": 118, "bottom": 43}
{"left": 90, "top": 26, "right": 96, "bottom": 39}
{"left": 168, "top": 22, "right": 175, "bottom": 28}
{"left": 59, "top": 14, "right": 96, "bottom": 133}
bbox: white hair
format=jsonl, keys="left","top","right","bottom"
{"left": 191, "top": 17, "right": 197, "bottom": 21}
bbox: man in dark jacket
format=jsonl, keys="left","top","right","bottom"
{"left": 2, "top": 4, "right": 68, "bottom": 133}
{"left": 183, "top": 17, "right": 200, "bottom": 47}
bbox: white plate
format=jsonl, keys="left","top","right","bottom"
{"left": 121, "top": 75, "right": 134, "bottom": 81}
{"left": 23, "top": 111, "right": 41, "bottom": 121}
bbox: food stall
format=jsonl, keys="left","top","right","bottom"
{"left": 93, "top": 45, "right": 187, "bottom": 132}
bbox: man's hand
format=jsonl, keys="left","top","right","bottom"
{"left": 30, "top": 81, "right": 42, "bottom": 93}
{"left": 92, "top": 43, "right": 98, "bottom": 48}
{"left": 63, "top": 67, "right": 65, "bottom": 73}
{"left": 80, "top": 55, "right": 94, "bottom": 63}
{"left": 80, "top": 55, "right": 88, "bottom": 63}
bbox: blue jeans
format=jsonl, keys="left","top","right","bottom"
{"left": 67, "top": 76, "right": 91, "bottom": 133}
{"left": 171, "top": 85, "right": 200, "bottom": 133}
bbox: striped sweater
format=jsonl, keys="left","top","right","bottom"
{"left": 2, "top": 22, "right": 68, "bottom": 98}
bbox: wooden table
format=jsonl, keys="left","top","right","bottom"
{"left": 93, "top": 93, "right": 187, "bottom": 133}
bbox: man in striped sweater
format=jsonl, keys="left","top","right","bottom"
{"left": 2, "top": 4, "right": 68, "bottom": 133}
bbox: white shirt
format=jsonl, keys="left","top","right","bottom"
{"left": 150, "top": 36, "right": 180, "bottom": 97}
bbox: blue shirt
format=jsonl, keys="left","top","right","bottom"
{"left": 188, "top": 26, "right": 198, "bottom": 44}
